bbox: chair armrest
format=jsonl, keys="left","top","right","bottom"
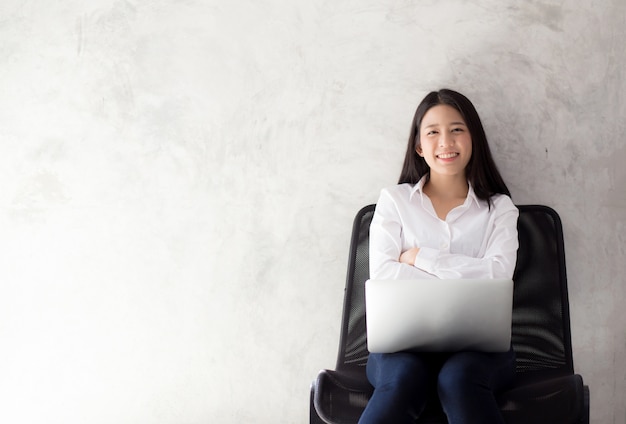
{"left": 312, "top": 368, "right": 373, "bottom": 424}
{"left": 498, "top": 374, "right": 588, "bottom": 424}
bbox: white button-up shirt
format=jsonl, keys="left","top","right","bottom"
{"left": 369, "top": 177, "right": 519, "bottom": 280}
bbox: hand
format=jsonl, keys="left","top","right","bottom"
{"left": 399, "top": 247, "right": 420, "bottom": 266}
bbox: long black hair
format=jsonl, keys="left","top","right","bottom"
{"left": 398, "top": 89, "right": 511, "bottom": 201}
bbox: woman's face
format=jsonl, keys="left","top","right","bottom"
{"left": 417, "top": 104, "right": 472, "bottom": 178}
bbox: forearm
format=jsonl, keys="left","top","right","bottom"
{"left": 412, "top": 248, "right": 516, "bottom": 279}
{"left": 370, "top": 255, "right": 437, "bottom": 280}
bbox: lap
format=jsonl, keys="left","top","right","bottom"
{"left": 438, "top": 348, "right": 516, "bottom": 391}
{"left": 367, "top": 352, "right": 440, "bottom": 379}
{"left": 367, "top": 348, "right": 515, "bottom": 391}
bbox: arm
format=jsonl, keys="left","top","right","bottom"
{"left": 412, "top": 197, "right": 519, "bottom": 279}
{"left": 369, "top": 189, "right": 438, "bottom": 280}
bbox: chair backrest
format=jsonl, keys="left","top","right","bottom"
{"left": 334, "top": 204, "right": 575, "bottom": 380}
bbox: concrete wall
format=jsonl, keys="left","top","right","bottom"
{"left": 1, "top": 0, "right": 624, "bottom": 423}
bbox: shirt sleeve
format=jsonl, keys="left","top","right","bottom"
{"left": 369, "top": 188, "right": 439, "bottom": 280}
{"left": 412, "top": 196, "right": 519, "bottom": 279}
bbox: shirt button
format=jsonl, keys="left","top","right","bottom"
{"left": 441, "top": 243, "right": 449, "bottom": 250}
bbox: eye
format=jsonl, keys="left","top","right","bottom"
{"left": 451, "top": 127, "right": 464, "bottom": 133}
{"left": 426, "top": 130, "right": 439, "bottom": 136}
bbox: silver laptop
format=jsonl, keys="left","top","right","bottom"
{"left": 365, "top": 278, "right": 513, "bottom": 353}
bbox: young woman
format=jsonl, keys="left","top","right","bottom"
{"left": 358, "top": 89, "right": 519, "bottom": 424}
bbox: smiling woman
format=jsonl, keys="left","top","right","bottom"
{"left": 361, "top": 89, "right": 519, "bottom": 424}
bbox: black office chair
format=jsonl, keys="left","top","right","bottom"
{"left": 310, "top": 204, "right": 590, "bottom": 424}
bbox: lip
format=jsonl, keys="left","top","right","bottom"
{"left": 436, "top": 152, "right": 459, "bottom": 160}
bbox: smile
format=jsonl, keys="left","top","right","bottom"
{"left": 437, "top": 152, "right": 459, "bottom": 159}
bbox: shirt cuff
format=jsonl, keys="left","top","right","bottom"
{"left": 413, "top": 246, "right": 440, "bottom": 274}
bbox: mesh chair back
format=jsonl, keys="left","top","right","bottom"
{"left": 334, "top": 204, "right": 574, "bottom": 379}
{"left": 512, "top": 205, "right": 574, "bottom": 377}
{"left": 336, "top": 205, "right": 375, "bottom": 370}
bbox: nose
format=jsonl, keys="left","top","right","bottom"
{"left": 439, "top": 131, "right": 454, "bottom": 147}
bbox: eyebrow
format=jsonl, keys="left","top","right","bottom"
{"left": 422, "top": 121, "right": 467, "bottom": 129}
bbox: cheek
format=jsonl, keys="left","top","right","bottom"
{"left": 463, "top": 137, "right": 473, "bottom": 155}
{"left": 418, "top": 139, "right": 436, "bottom": 155}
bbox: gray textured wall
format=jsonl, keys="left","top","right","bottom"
{"left": 0, "top": 0, "right": 624, "bottom": 423}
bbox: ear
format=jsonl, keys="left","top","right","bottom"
{"left": 416, "top": 146, "right": 423, "bottom": 157}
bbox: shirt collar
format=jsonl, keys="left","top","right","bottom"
{"left": 409, "top": 175, "right": 482, "bottom": 209}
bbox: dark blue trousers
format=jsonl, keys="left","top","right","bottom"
{"left": 358, "top": 348, "right": 516, "bottom": 424}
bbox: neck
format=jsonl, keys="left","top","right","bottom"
{"left": 424, "top": 173, "right": 469, "bottom": 199}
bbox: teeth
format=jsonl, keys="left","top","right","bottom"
{"left": 437, "top": 152, "right": 458, "bottom": 159}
